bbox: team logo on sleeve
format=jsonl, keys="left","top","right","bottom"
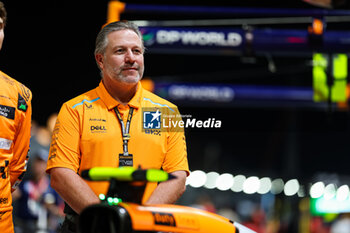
{"left": 18, "top": 94, "right": 28, "bottom": 112}
{"left": 143, "top": 110, "right": 161, "bottom": 129}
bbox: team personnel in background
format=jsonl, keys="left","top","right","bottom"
{"left": 0, "top": 2, "right": 32, "bottom": 233}
{"left": 46, "top": 21, "right": 189, "bottom": 233}
{"left": 12, "top": 148, "right": 64, "bottom": 233}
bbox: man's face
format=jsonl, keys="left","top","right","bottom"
{"left": 97, "top": 29, "right": 144, "bottom": 84}
{"left": 0, "top": 18, "right": 4, "bottom": 50}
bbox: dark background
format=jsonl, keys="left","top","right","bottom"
{"left": 2, "top": 0, "right": 350, "bottom": 182}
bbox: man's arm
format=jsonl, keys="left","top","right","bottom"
{"left": 10, "top": 89, "right": 32, "bottom": 192}
{"left": 50, "top": 167, "right": 100, "bottom": 214}
{"left": 146, "top": 170, "right": 187, "bottom": 204}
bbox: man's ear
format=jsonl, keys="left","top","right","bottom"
{"left": 95, "top": 54, "right": 104, "bottom": 70}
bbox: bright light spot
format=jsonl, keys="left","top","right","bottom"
{"left": 336, "top": 185, "right": 350, "bottom": 202}
{"left": 216, "top": 173, "right": 234, "bottom": 191}
{"left": 243, "top": 176, "right": 260, "bottom": 194}
{"left": 284, "top": 179, "right": 300, "bottom": 196}
{"left": 324, "top": 184, "right": 336, "bottom": 200}
{"left": 257, "top": 177, "right": 272, "bottom": 194}
{"left": 315, "top": 196, "right": 350, "bottom": 214}
{"left": 310, "top": 182, "right": 325, "bottom": 199}
{"left": 188, "top": 170, "right": 207, "bottom": 188}
{"left": 271, "top": 179, "right": 284, "bottom": 195}
{"left": 204, "top": 172, "right": 219, "bottom": 189}
{"left": 231, "top": 175, "right": 246, "bottom": 192}
{"left": 107, "top": 197, "right": 113, "bottom": 205}
{"left": 99, "top": 193, "right": 106, "bottom": 201}
{"left": 119, "top": 208, "right": 126, "bottom": 214}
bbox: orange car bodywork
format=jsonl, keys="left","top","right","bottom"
{"left": 120, "top": 202, "right": 236, "bottom": 233}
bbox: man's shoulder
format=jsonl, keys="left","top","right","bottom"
{"left": 142, "top": 88, "right": 177, "bottom": 109}
{"left": 0, "top": 70, "right": 32, "bottom": 102}
{"left": 64, "top": 88, "right": 98, "bottom": 109}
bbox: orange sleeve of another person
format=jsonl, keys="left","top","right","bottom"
{"left": 9, "top": 80, "right": 32, "bottom": 192}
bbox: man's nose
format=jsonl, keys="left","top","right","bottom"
{"left": 125, "top": 50, "right": 136, "bottom": 63}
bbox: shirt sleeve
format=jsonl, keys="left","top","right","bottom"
{"left": 162, "top": 107, "right": 189, "bottom": 176}
{"left": 10, "top": 90, "right": 32, "bottom": 191}
{"left": 46, "top": 103, "right": 81, "bottom": 173}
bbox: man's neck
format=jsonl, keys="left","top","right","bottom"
{"left": 102, "top": 78, "right": 138, "bottom": 105}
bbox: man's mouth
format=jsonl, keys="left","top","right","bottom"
{"left": 122, "top": 66, "right": 138, "bottom": 71}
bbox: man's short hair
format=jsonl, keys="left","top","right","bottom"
{"left": 94, "top": 21, "right": 144, "bottom": 57}
{"left": 0, "top": 2, "right": 7, "bottom": 26}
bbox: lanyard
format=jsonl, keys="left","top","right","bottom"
{"left": 114, "top": 106, "right": 134, "bottom": 156}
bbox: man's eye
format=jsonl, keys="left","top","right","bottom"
{"left": 133, "top": 49, "right": 142, "bottom": 55}
{"left": 115, "top": 49, "right": 124, "bottom": 54}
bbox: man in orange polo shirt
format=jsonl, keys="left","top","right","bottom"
{"left": 46, "top": 21, "right": 189, "bottom": 232}
{"left": 0, "top": 2, "right": 32, "bottom": 233}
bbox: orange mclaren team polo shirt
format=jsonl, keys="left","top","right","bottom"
{"left": 46, "top": 81, "right": 189, "bottom": 203}
{"left": 0, "top": 71, "right": 32, "bottom": 233}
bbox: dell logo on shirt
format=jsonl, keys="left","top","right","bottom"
{"left": 90, "top": 125, "right": 107, "bottom": 132}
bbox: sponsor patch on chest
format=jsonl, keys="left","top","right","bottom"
{"left": 0, "top": 105, "right": 15, "bottom": 120}
{"left": 90, "top": 125, "right": 107, "bottom": 133}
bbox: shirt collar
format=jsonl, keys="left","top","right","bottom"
{"left": 128, "top": 82, "right": 143, "bottom": 109}
{"left": 96, "top": 81, "right": 143, "bottom": 110}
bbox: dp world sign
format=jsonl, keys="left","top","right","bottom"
{"left": 141, "top": 27, "right": 244, "bottom": 49}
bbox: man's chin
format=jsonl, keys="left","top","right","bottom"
{"left": 119, "top": 76, "right": 141, "bottom": 84}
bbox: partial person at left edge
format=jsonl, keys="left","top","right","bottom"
{"left": 0, "top": 2, "right": 32, "bottom": 233}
